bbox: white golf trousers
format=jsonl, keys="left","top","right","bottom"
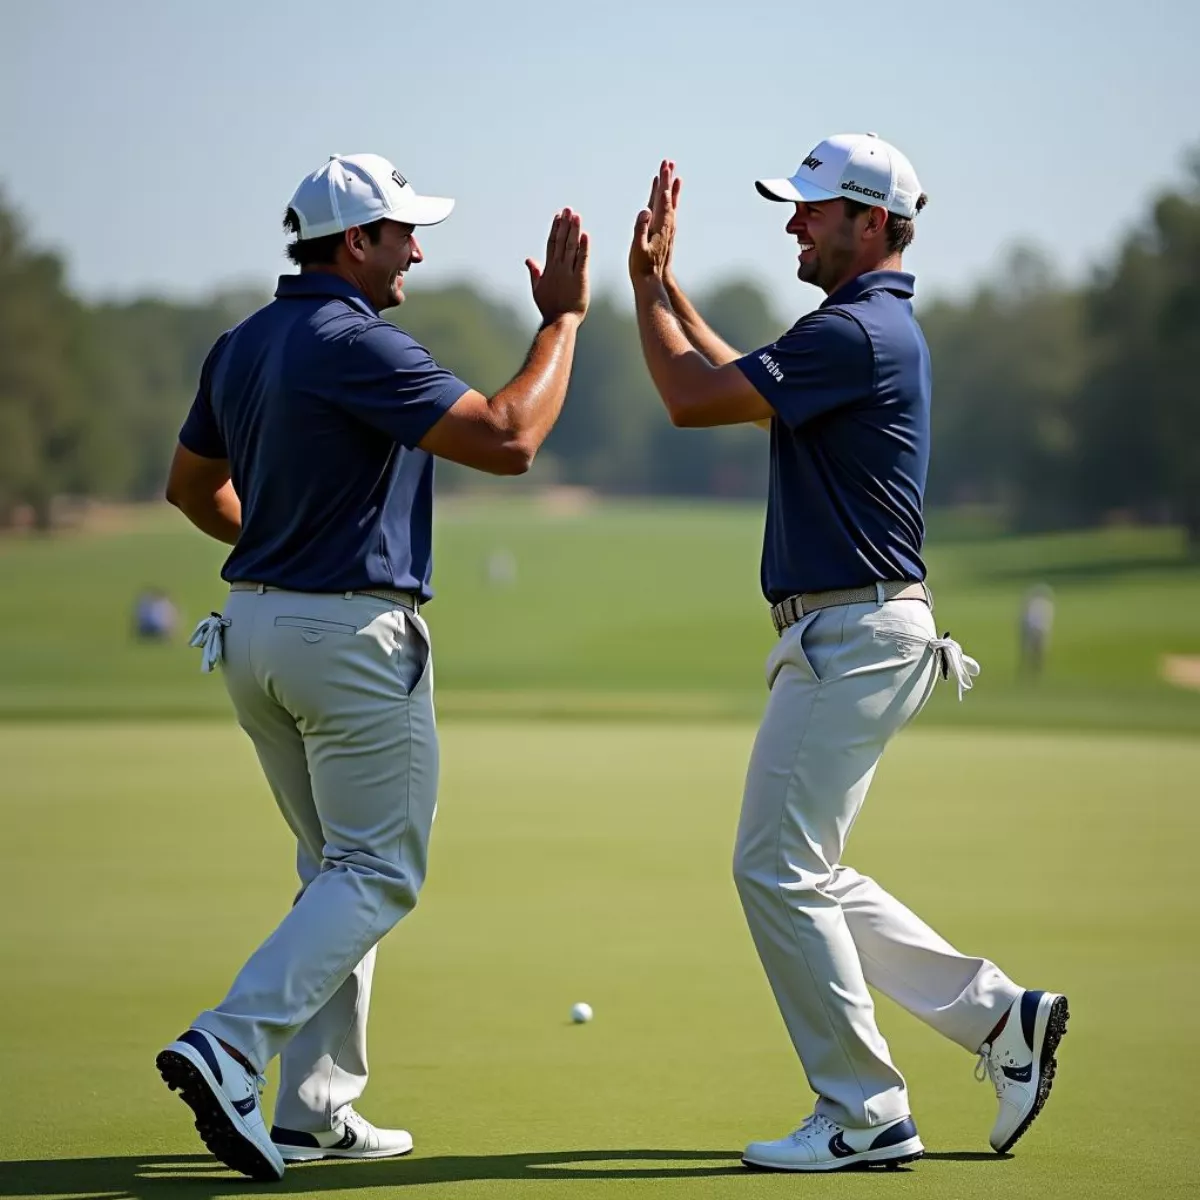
{"left": 191, "top": 587, "right": 438, "bottom": 1133}
{"left": 733, "top": 597, "right": 1019, "bottom": 1129}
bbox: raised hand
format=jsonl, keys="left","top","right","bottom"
{"left": 629, "top": 160, "right": 682, "bottom": 282}
{"left": 526, "top": 208, "right": 590, "bottom": 323}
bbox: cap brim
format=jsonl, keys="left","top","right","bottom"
{"left": 755, "top": 178, "right": 801, "bottom": 202}
{"left": 755, "top": 176, "right": 844, "bottom": 205}
{"left": 388, "top": 193, "right": 456, "bottom": 226}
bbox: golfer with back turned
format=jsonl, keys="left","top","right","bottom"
{"left": 158, "top": 153, "right": 589, "bottom": 1180}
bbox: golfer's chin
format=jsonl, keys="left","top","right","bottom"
{"left": 797, "top": 260, "right": 819, "bottom": 285}
{"left": 385, "top": 276, "right": 407, "bottom": 308}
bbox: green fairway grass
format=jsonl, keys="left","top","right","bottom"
{"left": 0, "top": 720, "right": 1195, "bottom": 1199}
{"left": 1, "top": 501, "right": 1199, "bottom": 733}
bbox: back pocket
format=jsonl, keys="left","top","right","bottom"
{"left": 274, "top": 616, "right": 358, "bottom": 638}
{"left": 871, "top": 622, "right": 930, "bottom": 656}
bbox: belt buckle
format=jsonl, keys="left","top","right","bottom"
{"left": 772, "top": 599, "right": 789, "bottom": 635}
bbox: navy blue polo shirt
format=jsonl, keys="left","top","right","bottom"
{"left": 736, "top": 270, "right": 930, "bottom": 603}
{"left": 179, "top": 273, "right": 469, "bottom": 600}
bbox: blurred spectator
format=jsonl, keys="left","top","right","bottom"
{"left": 1018, "top": 584, "right": 1055, "bottom": 680}
{"left": 132, "top": 588, "right": 179, "bottom": 642}
{"left": 485, "top": 548, "right": 518, "bottom": 588}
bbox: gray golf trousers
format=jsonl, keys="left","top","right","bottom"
{"left": 733, "top": 596, "right": 1020, "bottom": 1129}
{"left": 193, "top": 586, "right": 438, "bottom": 1133}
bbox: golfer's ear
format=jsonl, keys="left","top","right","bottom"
{"left": 343, "top": 225, "right": 370, "bottom": 261}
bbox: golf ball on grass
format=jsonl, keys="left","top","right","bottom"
{"left": 570, "top": 1002, "right": 593, "bottom": 1024}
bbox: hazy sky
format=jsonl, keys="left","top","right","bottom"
{"left": 3, "top": 0, "right": 1198, "bottom": 321}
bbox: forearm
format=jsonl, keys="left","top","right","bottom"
{"left": 664, "top": 272, "right": 742, "bottom": 366}
{"left": 173, "top": 481, "right": 241, "bottom": 545}
{"left": 633, "top": 276, "right": 718, "bottom": 417}
{"left": 489, "top": 314, "right": 581, "bottom": 455}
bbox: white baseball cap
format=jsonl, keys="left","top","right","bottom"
{"left": 287, "top": 153, "right": 455, "bottom": 240}
{"left": 756, "top": 133, "right": 922, "bottom": 219}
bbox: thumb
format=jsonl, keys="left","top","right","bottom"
{"left": 633, "top": 208, "right": 652, "bottom": 245}
{"left": 525, "top": 258, "right": 543, "bottom": 289}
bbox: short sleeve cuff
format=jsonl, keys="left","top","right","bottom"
{"left": 734, "top": 351, "right": 786, "bottom": 417}
{"left": 405, "top": 375, "right": 471, "bottom": 447}
{"left": 178, "top": 423, "right": 227, "bottom": 460}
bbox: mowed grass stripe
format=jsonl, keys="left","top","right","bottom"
{"left": 0, "top": 503, "right": 1199, "bottom": 730}
{"left": 0, "top": 721, "right": 1195, "bottom": 1198}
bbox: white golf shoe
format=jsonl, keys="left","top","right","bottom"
{"left": 977, "top": 989, "right": 1070, "bottom": 1153}
{"left": 272, "top": 1107, "right": 413, "bottom": 1162}
{"left": 742, "top": 1113, "right": 923, "bottom": 1172}
{"left": 156, "top": 1028, "right": 285, "bottom": 1181}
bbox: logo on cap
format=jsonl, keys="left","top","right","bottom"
{"left": 801, "top": 155, "right": 823, "bottom": 171}
{"left": 391, "top": 169, "right": 408, "bottom": 189}
{"left": 843, "top": 179, "right": 888, "bottom": 201}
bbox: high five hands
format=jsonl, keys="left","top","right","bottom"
{"left": 524, "top": 162, "right": 680, "bottom": 311}
{"left": 527, "top": 208, "right": 590, "bottom": 323}
{"left": 629, "top": 160, "right": 682, "bottom": 282}
{"left": 520, "top": 161, "right": 683, "bottom": 317}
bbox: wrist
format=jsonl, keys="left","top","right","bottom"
{"left": 632, "top": 272, "right": 668, "bottom": 298}
{"left": 538, "top": 311, "right": 583, "bottom": 332}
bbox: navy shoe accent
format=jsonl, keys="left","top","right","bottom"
{"left": 827, "top": 1132, "right": 855, "bottom": 1158}
{"left": 272, "top": 1110, "right": 412, "bottom": 1162}
{"left": 1020, "top": 989, "right": 1042, "bottom": 1048}
{"left": 871, "top": 1117, "right": 919, "bottom": 1150}
{"left": 986, "top": 992, "right": 1071, "bottom": 1154}
{"left": 270, "top": 1126, "right": 323, "bottom": 1148}
{"left": 156, "top": 1036, "right": 283, "bottom": 1181}
{"left": 997, "top": 993, "right": 1070, "bottom": 1154}
{"left": 178, "top": 1029, "right": 222, "bottom": 1086}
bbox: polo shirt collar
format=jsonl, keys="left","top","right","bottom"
{"left": 822, "top": 270, "right": 915, "bottom": 308}
{"left": 275, "top": 272, "right": 378, "bottom": 316}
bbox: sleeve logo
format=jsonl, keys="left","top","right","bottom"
{"left": 758, "top": 352, "right": 785, "bottom": 383}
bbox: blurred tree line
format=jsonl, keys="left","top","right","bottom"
{"left": 2, "top": 154, "right": 1198, "bottom": 543}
